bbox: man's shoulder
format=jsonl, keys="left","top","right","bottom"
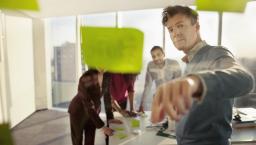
{"left": 201, "top": 45, "right": 234, "bottom": 58}
{"left": 147, "top": 61, "right": 155, "bottom": 67}
{"left": 204, "top": 45, "right": 229, "bottom": 52}
{"left": 165, "top": 58, "right": 179, "bottom": 63}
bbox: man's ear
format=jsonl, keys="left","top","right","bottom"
{"left": 196, "top": 22, "right": 200, "bottom": 31}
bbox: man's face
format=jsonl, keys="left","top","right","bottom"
{"left": 166, "top": 14, "right": 199, "bottom": 53}
{"left": 151, "top": 49, "right": 165, "bottom": 65}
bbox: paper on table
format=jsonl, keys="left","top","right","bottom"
{"left": 113, "top": 127, "right": 125, "bottom": 131}
{"left": 114, "top": 132, "right": 128, "bottom": 139}
{"left": 131, "top": 118, "right": 140, "bottom": 128}
{"left": 237, "top": 108, "right": 256, "bottom": 117}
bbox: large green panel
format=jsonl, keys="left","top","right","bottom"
{"left": 0, "top": 0, "right": 39, "bottom": 11}
{"left": 81, "top": 26, "right": 144, "bottom": 73}
{"left": 0, "top": 123, "right": 13, "bottom": 145}
{"left": 196, "top": 0, "right": 247, "bottom": 12}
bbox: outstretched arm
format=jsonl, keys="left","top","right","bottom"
{"left": 151, "top": 49, "right": 254, "bottom": 123}
{"left": 102, "top": 73, "right": 114, "bottom": 120}
{"left": 139, "top": 65, "right": 153, "bottom": 112}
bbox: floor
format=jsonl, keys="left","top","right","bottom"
{"left": 11, "top": 110, "right": 106, "bottom": 145}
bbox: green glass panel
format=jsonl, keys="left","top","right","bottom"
{"left": 0, "top": 123, "right": 13, "bottom": 145}
{"left": 115, "top": 132, "right": 128, "bottom": 139}
{"left": 196, "top": 0, "right": 247, "bottom": 12}
{"left": 0, "top": 0, "right": 39, "bottom": 11}
{"left": 81, "top": 26, "right": 144, "bottom": 73}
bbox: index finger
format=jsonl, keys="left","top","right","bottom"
{"left": 151, "top": 86, "right": 165, "bottom": 123}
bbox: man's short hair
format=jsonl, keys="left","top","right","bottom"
{"left": 162, "top": 5, "right": 198, "bottom": 26}
{"left": 150, "top": 46, "right": 164, "bottom": 54}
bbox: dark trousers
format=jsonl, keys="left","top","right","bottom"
{"left": 69, "top": 115, "right": 96, "bottom": 145}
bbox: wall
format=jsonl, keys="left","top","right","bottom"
{"left": 5, "top": 15, "right": 36, "bottom": 127}
{"left": 0, "top": 11, "right": 9, "bottom": 124}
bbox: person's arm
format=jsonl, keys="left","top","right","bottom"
{"left": 111, "top": 99, "right": 129, "bottom": 117}
{"left": 81, "top": 97, "right": 105, "bottom": 128}
{"left": 127, "top": 76, "right": 136, "bottom": 112}
{"left": 101, "top": 126, "right": 114, "bottom": 136}
{"left": 151, "top": 75, "right": 203, "bottom": 123}
{"left": 102, "top": 73, "right": 114, "bottom": 120}
{"left": 127, "top": 91, "right": 137, "bottom": 117}
{"left": 139, "top": 64, "right": 153, "bottom": 112}
{"left": 128, "top": 92, "right": 135, "bottom": 112}
{"left": 102, "top": 73, "right": 123, "bottom": 124}
{"left": 191, "top": 48, "right": 254, "bottom": 100}
{"left": 151, "top": 48, "right": 254, "bottom": 123}
{"left": 182, "top": 48, "right": 253, "bottom": 103}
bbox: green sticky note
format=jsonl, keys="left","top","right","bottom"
{"left": 0, "top": 0, "right": 39, "bottom": 11}
{"left": 131, "top": 119, "right": 140, "bottom": 128}
{"left": 81, "top": 26, "right": 144, "bottom": 73}
{"left": 0, "top": 123, "right": 14, "bottom": 145}
{"left": 196, "top": 0, "right": 247, "bottom": 12}
{"left": 113, "top": 127, "right": 125, "bottom": 131}
{"left": 115, "top": 133, "right": 128, "bottom": 139}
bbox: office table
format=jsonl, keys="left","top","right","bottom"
{"left": 103, "top": 112, "right": 256, "bottom": 145}
{"left": 109, "top": 112, "right": 177, "bottom": 145}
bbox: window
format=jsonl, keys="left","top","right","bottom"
{"left": 222, "top": 1, "right": 256, "bottom": 108}
{"left": 46, "top": 17, "right": 77, "bottom": 108}
{"left": 45, "top": 8, "right": 222, "bottom": 111}
{"left": 118, "top": 9, "right": 163, "bottom": 110}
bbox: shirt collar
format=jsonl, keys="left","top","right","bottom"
{"left": 182, "top": 40, "right": 207, "bottom": 63}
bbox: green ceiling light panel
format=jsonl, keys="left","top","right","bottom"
{"left": 196, "top": 0, "right": 247, "bottom": 12}
{"left": 0, "top": 0, "right": 39, "bottom": 11}
{"left": 81, "top": 26, "right": 144, "bottom": 73}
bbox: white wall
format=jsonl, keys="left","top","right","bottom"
{"left": 0, "top": 11, "right": 9, "bottom": 124}
{"left": 5, "top": 15, "right": 36, "bottom": 127}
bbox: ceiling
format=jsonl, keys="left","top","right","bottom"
{"left": 21, "top": 0, "right": 195, "bottom": 18}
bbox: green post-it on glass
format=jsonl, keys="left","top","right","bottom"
{"left": 0, "top": 0, "right": 39, "bottom": 11}
{"left": 113, "top": 127, "right": 125, "bottom": 131}
{"left": 115, "top": 133, "right": 128, "bottom": 139}
{"left": 196, "top": 0, "right": 247, "bottom": 12}
{"left": 131, "top": 119, "right": 140, "bottom": 128}
{"left": 81, "top": 26, "right": 144, "bottom": 73}
{"left": 0, "top": 123, "right": 14, "bottom": 145}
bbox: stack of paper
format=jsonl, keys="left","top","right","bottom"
{"left": 232, "top": 107, "right": 256, "bottom": 128}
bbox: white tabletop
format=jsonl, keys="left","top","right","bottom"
{"left": 109, "top": 112, "right": 177, "bottom": 145}
{"left": 95, "top": 111, "right": 256, "bottom": 145}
